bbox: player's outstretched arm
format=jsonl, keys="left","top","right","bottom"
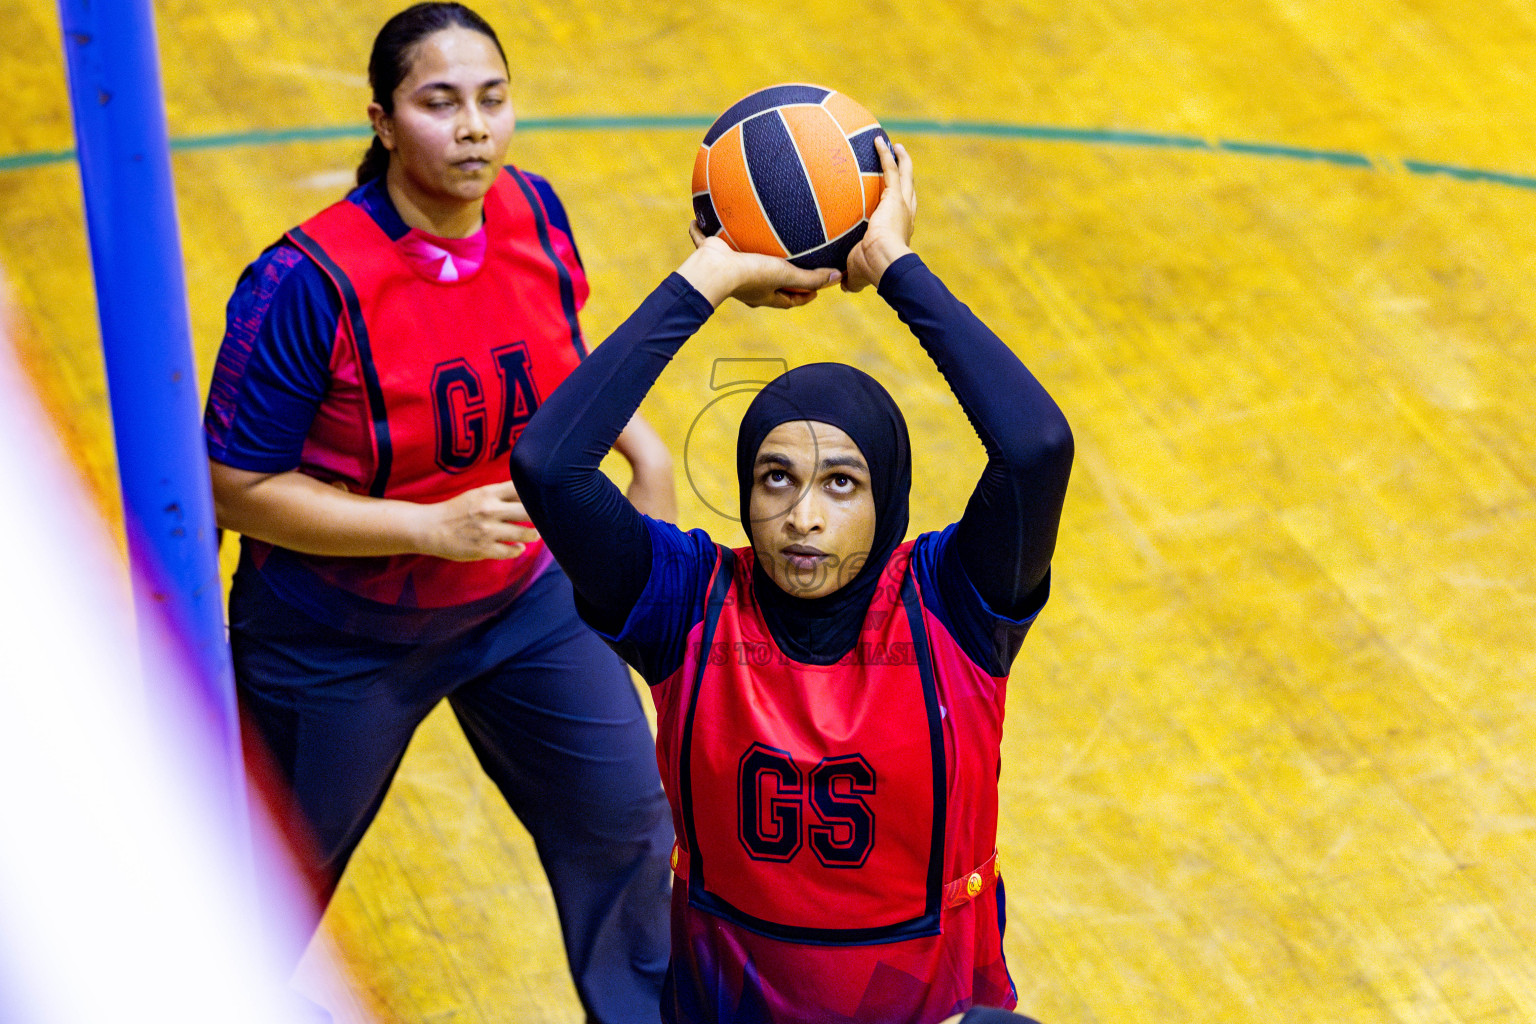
{"left": 852, "top": 138, "right": 1073, "bottom": 617}
{"left": 613, "top": 410, "right": 678, "bottom": 522}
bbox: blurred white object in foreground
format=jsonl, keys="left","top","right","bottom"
{"left": 0, "top": 284, "right": 326, "bottom": 1024}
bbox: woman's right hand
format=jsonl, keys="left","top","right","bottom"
{"left": 420, "top": 480, "right": 539, "bottom": 561}
{"left": 677, "top": 226, "right": 840, "bottom": 308}
{"left": 210, "top": 461, "right": 536, "bottom": 561}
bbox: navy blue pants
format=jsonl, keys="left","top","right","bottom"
{"left": 230, "top": 564, "right": 672, "bottom": 1024}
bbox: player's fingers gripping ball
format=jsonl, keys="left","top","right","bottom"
{"left": 692, "top": 83, "right": 889, "bottom": 271}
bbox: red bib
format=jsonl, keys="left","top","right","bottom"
{"left": 672, "top": 543, "right": 947, "bottom": 944}
{"left": 278, "top": 168, "right": 585, "bottom": 610}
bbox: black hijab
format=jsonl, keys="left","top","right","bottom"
{"left": 736, "top": 362, "right": 912, "bottom": 665}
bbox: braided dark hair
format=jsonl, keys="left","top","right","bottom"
{"left": 356, "top": 2, "right": 508, "bottom": 186}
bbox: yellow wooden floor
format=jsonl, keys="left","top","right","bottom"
{"left": 5, "top": 0, "right": 1536, "bottom": 1021}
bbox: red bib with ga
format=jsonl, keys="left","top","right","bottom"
{"left": 671, "top": 542, "right": 948, "bottom": 943}
{"left": 273, "top": 168, "right": 586, "bottom": 615}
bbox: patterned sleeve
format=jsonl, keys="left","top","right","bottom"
{"left": 203, "top": 243, "right": 340, "bottom": 472}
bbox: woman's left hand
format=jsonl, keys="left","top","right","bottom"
{"left": 843, "top": 136, "right": 916, "bottom": 292}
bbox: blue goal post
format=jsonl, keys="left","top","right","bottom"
{"left": 56, "top": 0, "right": 246, "bottom": 843}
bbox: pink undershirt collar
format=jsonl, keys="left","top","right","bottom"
{"left": 396, "top": 225, "right": 488, "bottom": 283}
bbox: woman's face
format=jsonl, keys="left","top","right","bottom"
{"left": 370, "top": 26, "right": 515, "bottom": 220}
{"left": 748, "top": 420, "right": 877, "bottom": 600}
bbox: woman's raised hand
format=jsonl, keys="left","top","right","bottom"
{"left": 843, "top": 136, "right": 916, "bottom": 292}
{"left": 677, "top": 224, "right": 841, "bottom": 308}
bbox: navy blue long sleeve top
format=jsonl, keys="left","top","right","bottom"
{"left": 510, "top": 253, "right": 1073, "bottom": 658}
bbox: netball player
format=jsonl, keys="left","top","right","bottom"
{"left": 510, "top": 137, "right": 1072, "bottom": 1023}
{"left": 203, "top": 5, "right": 671, "bottom": 1020}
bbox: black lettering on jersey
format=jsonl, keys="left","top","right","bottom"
{"left": 738, "top": 743, "right": 803, "bottom": 861}
{"left": 491, "top": 342, "right": 542, "bottom": 458}
{"left": 432, "top": 359, "right": 485, "bottom": 472}
{"left": 734, "top": 746, "right": 877, "bottom": 868}
{"left": 808, "top": 754, "right": 876, "bottom": 868}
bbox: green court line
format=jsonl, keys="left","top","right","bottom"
{"left": 884, "top": 120, "right": 1212, "bottom": 149}
{"left": 519, "top": 115, "right": 713, "bottom": 131}
{"left": 2, "top": 118, "right": 1533, "bottom": 192}
{"left": 1216, "top": 140, "right": 1372, "bottom": 168}
{"left": 1403, "top": 160, "right": 1536, "bottom": 190}
{"left": 0, "top": 148, "right": 78, "bottom": 172}
{"left": 167, "top": 125, "right": 373, "bottom": 150}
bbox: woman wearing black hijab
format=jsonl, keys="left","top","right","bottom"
{"left": 511, "top": 139, "right": 1072, "bottom": 1024}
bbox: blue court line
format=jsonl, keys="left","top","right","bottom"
{"left": 3, "top": 118, "right": 1534, "bottom": 192}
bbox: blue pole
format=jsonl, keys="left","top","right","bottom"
{"left": 56, "top": 2, "right": 245, "bottom": 830}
